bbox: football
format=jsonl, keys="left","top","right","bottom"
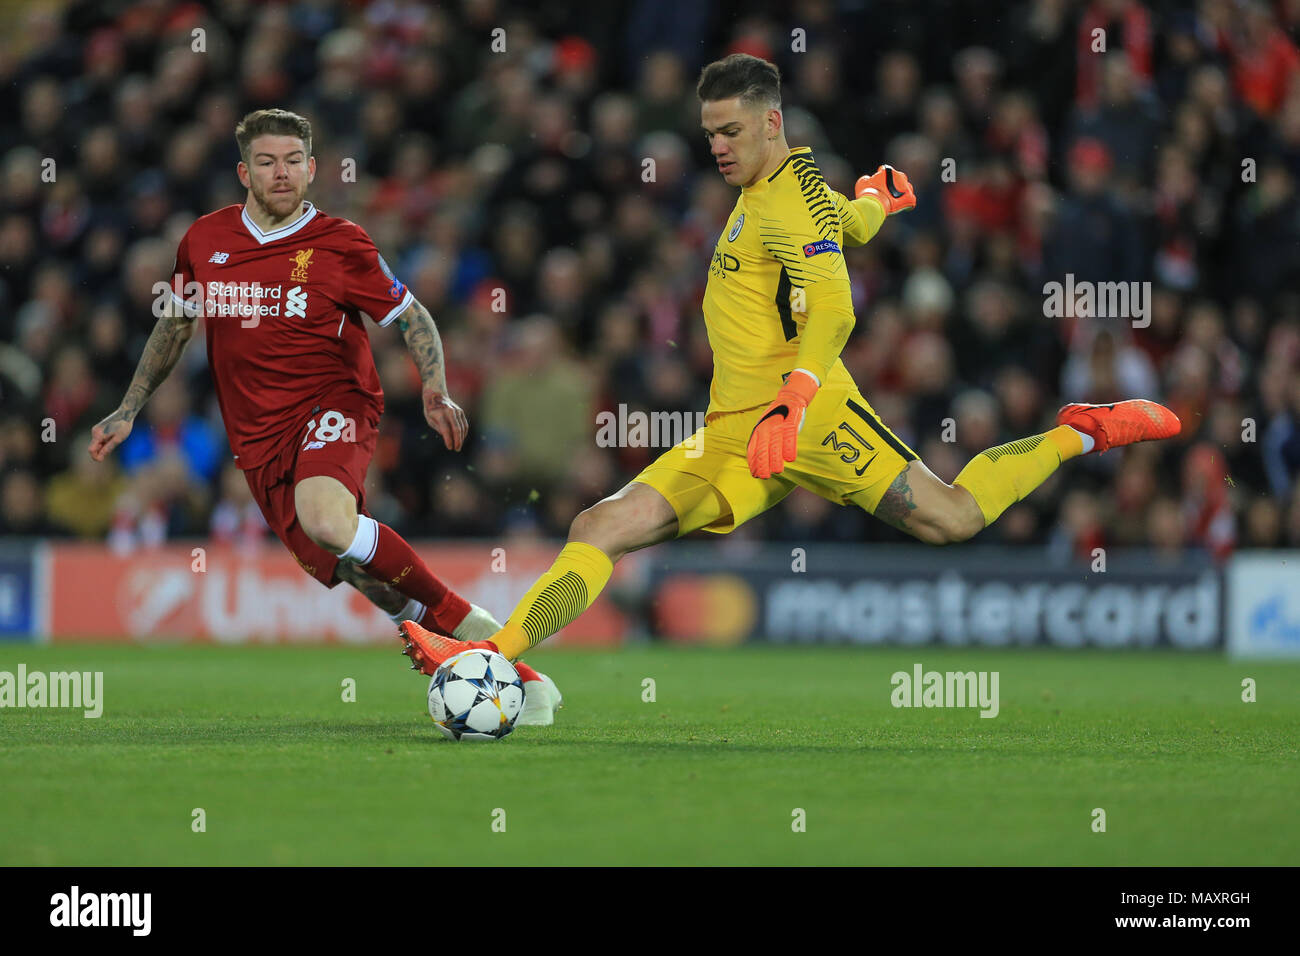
{"left": 427, "top": 649, "right": 526, "bottom": 741}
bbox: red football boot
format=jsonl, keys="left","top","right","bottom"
{"left": 1056, "top": 400, "right": 1181, "bottom": 454}
{"left": 398, "top": 620, "right": 496, "bottom": 677}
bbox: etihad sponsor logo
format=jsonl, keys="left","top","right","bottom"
{"left": 710, "top": 248, "right": 740, "bottom": 279}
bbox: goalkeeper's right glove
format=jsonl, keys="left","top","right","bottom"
{"left": 855, "top": 164, "right": 916, "bottom": 215}
{"left": 746, "top": 369, "right": 820, "bottom": 480}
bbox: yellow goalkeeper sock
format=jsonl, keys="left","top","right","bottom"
{"left": 492, "top": 541, "right": 614, "bottom": 660}
{"left": 953, "top": 426, "right": 1084, "bottom": 527}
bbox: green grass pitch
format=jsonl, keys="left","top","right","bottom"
{"left": 1, "top": 644, "right": 1296, "bottom": 865}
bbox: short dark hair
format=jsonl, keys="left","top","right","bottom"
{"left": 235, "top": 109, "right": 312, "bottom": 165}
{"left": 696, "top": 53, "right": 781, "bottom": 110}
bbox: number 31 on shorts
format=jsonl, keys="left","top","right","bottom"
{"left": 821, "top": 420, "right": 877, "bottom": 476}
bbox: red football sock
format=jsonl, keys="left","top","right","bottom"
{"left": 363, "top": 523, "right": 470, "bottom": 634}
{"left": 514, "top": 660, "right": 541, "bottom": 683}
{"left": 413, "top": 605, "right": 474, "bottom": 638}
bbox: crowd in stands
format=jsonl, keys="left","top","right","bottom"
{"left": 2, "top": 0, "right": 1299, "bottom": 564}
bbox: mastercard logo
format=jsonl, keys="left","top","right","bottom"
{"left": 653, "top": 574, "right": 757, "bottom": 646}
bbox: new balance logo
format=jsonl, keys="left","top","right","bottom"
{"left": 285, "top": 285, "right": 308, "bottom": 319}
{"left": 208, "top": 252, "right": 229, "bottom": 264}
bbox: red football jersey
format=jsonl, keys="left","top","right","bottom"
{"left": 169, "top": 202, "right": 413, "bottom": 468}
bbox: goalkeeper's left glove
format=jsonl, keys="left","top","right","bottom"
{"left": 855, "top": 164, "right": 916, "bottom": 215}
{"left": 746, "top": 369, "right": 820, "bottom": 479}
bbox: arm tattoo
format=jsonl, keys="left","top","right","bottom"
{"left": 873, "top": 466, "right": 919, "bottom": 533}
{"left": 396, "top": 300, "right": 447, "bottom": 393}
{"left": 120, "top": 313, "right": 197, "bottom": 420}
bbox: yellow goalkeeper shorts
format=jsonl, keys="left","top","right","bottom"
{"left": 633, "top": 384, "right": 918, "bottom": 536}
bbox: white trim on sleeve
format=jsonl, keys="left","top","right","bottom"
{"left": 376, "top": 289, "right": 415, "bottom": 327}
{"left": 171, "top": 290, "right": 202, "bottom": 318}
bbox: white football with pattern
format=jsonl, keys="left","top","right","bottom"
{"left": 426, "top": 649, "right": 525, "bottom": 741}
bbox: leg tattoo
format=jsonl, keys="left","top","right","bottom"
{"left": 335, "top": 561, "right": 407, "bottom": 615}
{"left": 874, "top": 465, "right": 919, "bottom": 533}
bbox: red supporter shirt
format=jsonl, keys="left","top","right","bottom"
{"left": 170, "top": 202, "right": 414, "bottom": 469}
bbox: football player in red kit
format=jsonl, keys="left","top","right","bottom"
{"left": 89, "top": 109, "right": 561, "bottom": 724}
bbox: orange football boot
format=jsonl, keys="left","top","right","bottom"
{"left": 398, "top": 620, "right": 496, "bottom": 676}
{"left": 1056, "top": 400, "right": 1181, "bottom": 454}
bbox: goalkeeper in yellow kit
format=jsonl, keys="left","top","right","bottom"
{"left": 399, "top": 53, "right": 1181, "bottom": 674}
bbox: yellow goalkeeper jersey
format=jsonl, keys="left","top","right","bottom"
{"left": 702, "top": 146, "right": 881, "bottom": 420}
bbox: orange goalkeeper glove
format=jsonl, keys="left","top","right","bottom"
{"left": 747, "top": 370, "right": 820, "bottom": 479}
{"left": 855, "top": 164, "right": 916, "bottom": 215}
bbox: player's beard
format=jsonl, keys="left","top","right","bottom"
{"left": 250, "top": 180, "right": 305, "bottom": 222}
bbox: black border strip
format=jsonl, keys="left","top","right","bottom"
{"left": 846, "top": 396, "right": 918, "bottom": 461}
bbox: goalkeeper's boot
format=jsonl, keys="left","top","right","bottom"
{"left": 1056, "top": 400, "right": 1181, "bottom": 453}
{"left": 399, "top": 620, "right": 494, "bottom": 676}
{"left": 453, "top": 602, "right": 504, "bottom": 642}
{"left": 516, "top": 671, "right": 564, "bottom": 727}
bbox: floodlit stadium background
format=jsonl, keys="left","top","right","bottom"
{"left": 0, "top": 0, "right": 1297, "bottom": 652}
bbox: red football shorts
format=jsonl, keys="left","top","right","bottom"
{"left": 242, "top": 402, "right": 379, "bottom": 587}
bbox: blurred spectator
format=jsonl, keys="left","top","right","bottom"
{"left": 1262, "top": 357, "right": 1300, "bottom": 497}
{"left": 1070, "top": 52, "right": 1162, "bottom": 186}
{"left": 1182, "top": 442, "right": 1236, "bottom": 560}
{"left": 1232, "top": 161, "right": 1300, "bottom": 299}
{"left": 1075, "top": 0, "right": 1153, "bottom": 111}
{"left": 209, "top": 461, "right": 268, "bottom": 550}
{"left": 1061, "top": 326, "right": 1160, "bottom": 403}
{"left": 1243, "top": 496, "right": 1283, "bottom": 548}
{"left": 0, "top": 469, "right": 60, "bottom": 536}
{"left": 43, "top": 345, "right": 99, "bottom": 437}
{"left": 1042, "top": 138, "right": 1145, "bottom": 285}
{"left": 478, "top": 316, "right": 595, "bottom": 489}
{"left": 118, "top": 377, "right": 221, "bottom": 486}
{"left": 1049, "top": 488, "right": 1107, "bottom": 564}
{"left": 1226, "top": 0, "right": 1300, "bottom": 118}
{"left": 0, "top": 416, "right": 40, "bottom": 474}
{"left": 110, "top": 377, "right": 221, "bottom": 544}
{"left": 45, "top": 433, "right": 127, "bottom": 538}
{"left": 1146, "top": 495, "right": 1187, "bottom": 563}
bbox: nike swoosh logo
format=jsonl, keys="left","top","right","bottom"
{"left": 854, "top": 453, "right": 878, "bottom": 477}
